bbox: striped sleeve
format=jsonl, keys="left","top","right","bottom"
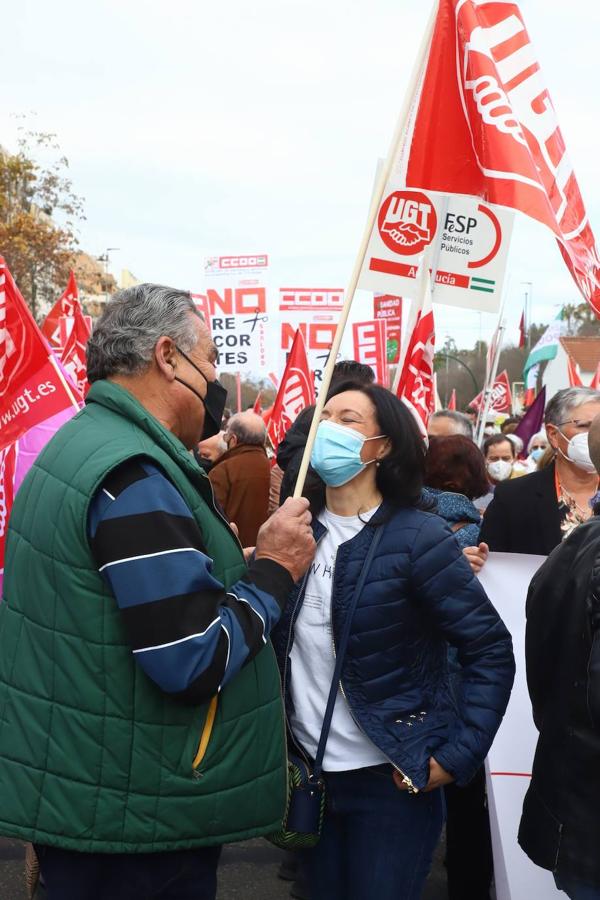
{"left": 88, "top": 458, "right": 293, "bottom": 704}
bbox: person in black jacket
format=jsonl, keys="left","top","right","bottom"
{"left": 277, "top": 360, "right": 375, "bottom": 504}
{"left": 480, "top": 387, "right": 600, "bottom": 555}
{"left": 518, "top": 414, "right": 600, "bottom": 899}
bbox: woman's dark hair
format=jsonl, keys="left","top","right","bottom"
{"left": 303, "top": 380, "right": 428, "bottom": 514}
{"left": 425, "top": 435, "right": 489, "bottom": 500}
{"left": 483, "top": 433, "right": 516, "bottom": 458}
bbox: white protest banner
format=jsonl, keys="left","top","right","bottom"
{"left": 358, "top": 188, "right": 513, "bottom": 313}
{"left": 279, "top": 287, "right": 348, "bottom": 387}
{"left": 352, "top": 319, "right": 388, "bottom": 385}
{"left": 195, "top": 254, "right": 277, "bottom": 374}
{"left": 478, "top": 552, "right": 561, "bottom": 900}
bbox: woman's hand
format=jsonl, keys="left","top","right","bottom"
{"left": 463, "top": 542, "right": 489, "bottom": 575}
{"left": 392, "top": 757, "right": 454, "bottom": 792}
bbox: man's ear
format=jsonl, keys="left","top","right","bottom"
{"left": 155, "top": 337, "right": 177, "bottom": 381}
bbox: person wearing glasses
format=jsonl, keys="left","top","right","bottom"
{"left": 480, "top": 387, "right": 600, "bottom": 555}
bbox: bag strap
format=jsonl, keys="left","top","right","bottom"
{"left": 312, "top": 524, "right": 384, "bottom": 780}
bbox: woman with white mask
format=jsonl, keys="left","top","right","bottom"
{"left": 480, "top": 388, "right": 600, "bottom": 553}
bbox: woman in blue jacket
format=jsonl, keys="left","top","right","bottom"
{"left": 273, "top": 382, "right": 515, "bottom": 900}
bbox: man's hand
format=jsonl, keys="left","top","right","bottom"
{"left": 255, "top": 498, "right": 316, "bottom": 583}
{"left": 392, "top": 757, "right": 454, "bottom": 792}
{"left": 463, "top": 542, "right": 489, "bottom": 575}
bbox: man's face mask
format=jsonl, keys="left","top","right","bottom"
{"left": 174, "top": 346, "right": 228, "bottom": 440}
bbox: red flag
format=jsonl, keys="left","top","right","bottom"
{"left": 519, "top": 312, "right": 526, "bottom": 349}
{"left": 252, "top": 391, "right": 263, "bottom": 415}
{"left": 469, "top": 370, "right": 512, "bottom": 414}
{"left": 0, "top": 442, "right": 17, "bottom": 585}
{"left": 60, "top": 302, "right": 91, "bottom": 397}
{"left": 566, "top": 354, "right": 583, "bottom": 387}
{"left": 0, "top": 258, "right": 80, "bottom": 453}
{"left": 41, "top": 270, "right": 82, "bottom": 350}
{"left": 405, "top": 0, "right": 600, "bottom": 317}
{"left": 590, "top": 363, "right": 600, "bottom": 391}
{"left": 395, "top": 294, "right": 435, "bottom": 436}
{"left": 448, "top": 388, "right": 457, "bottom": 411}
{"left": 267, "top": 330, "right": 315, "bottom": 451}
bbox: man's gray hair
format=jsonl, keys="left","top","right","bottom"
{"left": 228, "top": 412, "right": 267, "bottom": 447}
{"left": 429, "top": 410, "right": 473, "bottom": 439}
{"left": 87, "top": 284, "right": 199, "bottom": 382}
{"left": 544, "top": 387, "right": 600, "bottom": 426}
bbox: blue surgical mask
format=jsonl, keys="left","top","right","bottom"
{"left": 530, "top": 447, "right": 545, "bottom": 462}
{"left": 310, "top": 420, "right": 386, "bottom": 487}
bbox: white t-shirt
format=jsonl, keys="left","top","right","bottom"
{"left": 289, "top": 505, "right": 388, "bottom": 771}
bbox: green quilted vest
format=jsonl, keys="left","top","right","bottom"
{"left": 0, "top": 381, "right": 286, "bottom": 853}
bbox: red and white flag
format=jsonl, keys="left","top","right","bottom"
{"left": 0, "top": 258, "right": 80, "bottom": 453}
{"left": 252, "top": 391, "right": 263, "bottom": 415}
{"left": 395, "top": 292, "right": 435, "bottom": 436}
{"left": 566, "top": 354, "right": 583, "bottom": 387}
{"left": 60, "top": 302, "right": 91, "bottom": 397}
{"left": 41, "top": 270, "right": 82, "bottom": 350}
{"left": 469, "top": 370, "right": 512, "bottom": 414}
{"left": 448, "top": 388, "right": 457, "bottom": 411}
{"left": 403, "top": 0, "right": 600, "bottom": 316}
{"left": 590, "top": 363, "right": 600, "bottom": 391}
{"left": 267, "top": 330, "right": 315, "bottom": 451}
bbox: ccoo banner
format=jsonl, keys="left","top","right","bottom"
{"left": 359, "top": 188, "right": 513, "bottom": 313}
{"left": 195, "top": 254, "right": 277, "bottom": 374}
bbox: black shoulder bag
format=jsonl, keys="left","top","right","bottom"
{"left": 268, "top": 524, "right": 384, "bottom": 849}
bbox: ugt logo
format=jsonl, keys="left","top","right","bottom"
{"left": 377, "top": 190, "right": 437, "bottom": 256}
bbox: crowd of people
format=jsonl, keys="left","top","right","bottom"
{"left": 0, "top": 283, "right": 599, "bottom": 900}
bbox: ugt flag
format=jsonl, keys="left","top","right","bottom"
{"left": 61, "top": 301, "right": 92, "bottom": 397}
{"left": 469, "top": 370, "right": 512, "bottom": 414}
{"left": 267, "top": 330, "right": 315, "bottom": 451}
{"left": 0, "top": 258, "right": 80, "bottom": 453}
{"left": 395, "top": 290, "right": 435, "bottom": 436}
{"left": 41, "top": 269, "right": 82, "bottom": 350}
{"left": 404, "top": 0, "right": 600, "bottom": 316}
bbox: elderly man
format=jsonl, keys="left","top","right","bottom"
{"left": 519, "top": 415, "right": 600, "bottom": 899}
{"left": 0, "top": 285, "right": 315, "bottom": 900}
{"left": 480, "top": 387, "right": 600, "bottom": 554}
{"left": 209, "top": 410, "right": 271, "bottom": 546}
{"left": 427, "top": 409, "right": 474, "bottom": 439}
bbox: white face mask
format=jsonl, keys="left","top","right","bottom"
{"left": 487, "top": 459, "right": 513, "bottom": 482}
{"left": 560, "top": 431, "right": 597, "bottom": 474}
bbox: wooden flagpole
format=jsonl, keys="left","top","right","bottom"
{"left": 293, "top": 1, "right": 439, "bottom": 499}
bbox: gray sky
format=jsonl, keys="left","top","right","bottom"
{"left": 3, "top": 0, "right": 599, "bottom": 350}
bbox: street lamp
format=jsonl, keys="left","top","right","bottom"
{"left": 96, "top": 248, "right": 120, "bottom": 302}
{"left": 521, "top": 281, "right": 533, "bottom": 348}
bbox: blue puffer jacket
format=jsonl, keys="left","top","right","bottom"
{"left": 272, "top": 502, "right": 515, "bottom": 791}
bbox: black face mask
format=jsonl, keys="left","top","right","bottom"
{"left": 174, "top": 346, "right": 228, "bottom": 440}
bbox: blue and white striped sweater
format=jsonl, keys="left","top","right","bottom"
{"left": 88, "top": 458, "right": 292, "bottom": 703}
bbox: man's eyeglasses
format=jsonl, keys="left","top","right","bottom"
{"left": 557, "top": 419, "right": 594, "bottom": 432}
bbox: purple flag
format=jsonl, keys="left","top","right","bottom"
{"left": 514, "top": 387, "right": 546, "bottom": 458}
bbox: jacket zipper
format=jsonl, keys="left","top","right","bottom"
{"left": 192, "top": 695, "right": 219, "bottom": 774}
{"left": 330, "top": 547, "right": 419, "bottom": 795}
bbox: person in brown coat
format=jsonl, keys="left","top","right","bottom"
{"left": 209, "top": 410, "right": 271, "bottom": 547}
